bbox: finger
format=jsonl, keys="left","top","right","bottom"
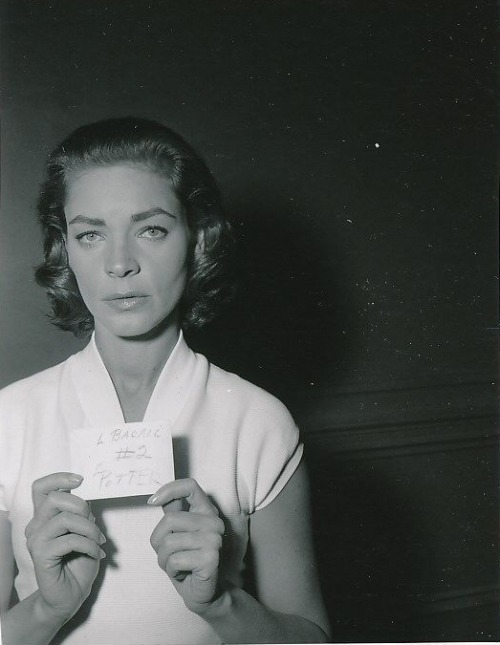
{"left": 151, "top": 528, "right": 222, "bottom": 557}
{"left": 40, "top": 512, "right": 106, "bottom": 545}
{"left": 32, "top": 473, "right": 84, "bottom": 509}
{"left": 162, "top": 498, "right": 183, "bottom": 513}
{"left": 34, "top": 490, "right": 92, "bottom": 523}
{"left": 47, "top": 534, "right": 106, "bottom": 561}
{"left": 150, "top": 512, "right": 224, "bottom": 550}
{"left": 159, "top": 548, "right": 219, "bottom": 579}
{"left": 148, "top": 479, "right": 218, "bottom": 515}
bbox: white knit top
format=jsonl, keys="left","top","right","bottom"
{"left": 0, "top": 333, "right": 303, "bottom": 644}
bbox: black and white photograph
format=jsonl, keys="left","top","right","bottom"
{"left": 0, "top": 1, "right": 498, "bottom": 643}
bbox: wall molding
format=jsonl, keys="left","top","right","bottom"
{"left": 296, "top": 380, "right": 497, "bottom": 432}
{"left": 416, "top": 583, "right": 500, "bottom": 614}
{"left": 328, "top": 583, "right": 500, "bottom": 616}
{"left": 295, "top": 380, "right": 498, "bottom": 458}
{"left": 304, "top": 415, "right": 498, "bottom": 459}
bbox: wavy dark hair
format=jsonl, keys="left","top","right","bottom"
{"left": 35, "top": 117, "right": 234, "bottom": 337}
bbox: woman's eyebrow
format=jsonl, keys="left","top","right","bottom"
{"left": 131, "top": 207, "right": 177, "bottom": 222}
{"left": 67, "top": 208, "right": 177, "bottom": 227}
{"left": 67, "top": 214, "right": 105, "bottom": 226}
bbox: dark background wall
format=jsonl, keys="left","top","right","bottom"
{"left": 1, "top": 1, "right": 498, "bottom": 640}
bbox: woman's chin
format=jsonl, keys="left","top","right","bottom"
{"left": 95, "top": 310, "right": 180, "bottom": 342}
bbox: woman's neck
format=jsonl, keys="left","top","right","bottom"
{"left": 94, "top": 323, "right": 181, "bottom": 422}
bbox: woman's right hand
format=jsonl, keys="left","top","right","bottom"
{"left": 25, "top": 472, "right": 106, "bottom": 622}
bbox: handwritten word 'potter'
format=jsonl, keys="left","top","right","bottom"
{"left": 94, "top": 467, "right": 163, "bottom": 490}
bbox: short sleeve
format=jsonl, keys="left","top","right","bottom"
{"left": 237, "top": 391, "right": 304, "bottom": 514}
{"left": 0, "top": 384, "right": 29, "bottom": 514}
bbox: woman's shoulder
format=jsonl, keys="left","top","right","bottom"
{"left": 203, "top": 358, "right": 296, "bottom": 428}
{"left": 201, "top": 361, "right": 303, "bottom": 514}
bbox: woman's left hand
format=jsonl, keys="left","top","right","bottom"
{"left": 148, "top": 478, "right": 225, "bottom": 614}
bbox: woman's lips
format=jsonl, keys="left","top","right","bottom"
{"left": 103, "top": 294, "right": 149, "bottom": 311}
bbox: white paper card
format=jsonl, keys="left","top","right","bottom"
{"left": 69, "top": 422, "right": 175, "bottom": 500}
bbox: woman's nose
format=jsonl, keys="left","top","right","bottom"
{"left": 105, "top": 240, "right": 140, "bottom": 278}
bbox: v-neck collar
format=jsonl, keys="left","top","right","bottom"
{"left": 64, "top": 331, "right": 198, "bottom": 429}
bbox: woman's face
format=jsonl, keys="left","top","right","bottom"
{"left": 64, "top": 163, "right": 197, "bottom": 339}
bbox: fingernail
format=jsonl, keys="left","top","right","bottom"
{"left": 69, "top": 474, "right": 83, "bottom": 484}
{"left": 147, "top": 494, "right": 158, "bottom": 505}
{"left": 99, "top": 548, "right": 106, "bottom": 559}
{"left": 99, "top": 533, "right": 106, "bottom": 545}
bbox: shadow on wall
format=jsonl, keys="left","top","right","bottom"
{"left": 189, "top": 196, "right": 438, "bottom": 640}
{"left": 306, "top": 447, "right": 426, "bottom": 642}
{"left": 187, "top": 200, "right": 445, "bottom": 641}
{"left": 187, "top": 196, "right": 356, "bottom": 411}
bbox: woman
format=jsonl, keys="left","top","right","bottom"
{"left": 0, "top": 118, "right": 329, "bottom": 644}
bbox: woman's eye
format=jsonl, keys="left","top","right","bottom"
{"left": 139, "top": 226, "right": 168, "bottom": 240}
{"left": 75, "top": 231, "right": 103, "bottom": 245}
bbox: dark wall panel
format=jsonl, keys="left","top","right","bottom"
{"left": 1, "top": 1, "right": 497, "bottom": 393}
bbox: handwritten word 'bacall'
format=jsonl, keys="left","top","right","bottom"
{"left": 98, "top": 427, "right": 162, "bottom": 444}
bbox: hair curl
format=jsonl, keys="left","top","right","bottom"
{"left": 35, "top": 117, "right": 234, "bottom": 337}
